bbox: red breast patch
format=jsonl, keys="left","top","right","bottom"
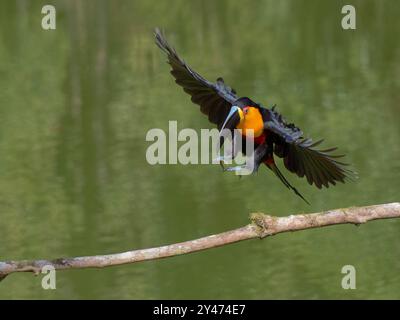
{"left": 254, "top": 132, "right": 267, "bottom": 145}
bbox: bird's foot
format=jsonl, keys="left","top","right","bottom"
{"left": 213, "top": 156, "right": 234, "bottom": 171}
{"left": 225, "top": 165, "right": 254, "bottom": 176}
{"left": 213, "top": 155, "right": 234, "bottom": 163}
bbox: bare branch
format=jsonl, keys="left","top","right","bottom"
{"left": 1, "top": 202, "right": 399, "bottom": 281}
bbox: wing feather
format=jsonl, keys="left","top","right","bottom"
{"left": 155, "top": 28, "right": 238, "bottom": 128}
{"left": 265, "top": 107, "right": 356, "bottom": 188}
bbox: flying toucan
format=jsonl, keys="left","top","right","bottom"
{"left": 154, "top": 28, "right": 355, "bottom": 204}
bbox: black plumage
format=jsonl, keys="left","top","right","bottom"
{"left": 155, "top": 28, "right": 356, "bottom": 201}
{"left": 261, "top": 106, "right": 355, "bottom": 189}
{"left": 155, "top": 29, "right": 237, "bottom": 129}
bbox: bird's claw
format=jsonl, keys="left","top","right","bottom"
{"left": 213, "top": 156, "right": 233, "bottom": 172}
{"left": 225, "top": 165, "right": 245, "bottom": 172}
{"left": 213, "top": 156, "right": 233, "bottom": 163}
{"left": 224, "top": 165, "right": 254, "bottom": 176}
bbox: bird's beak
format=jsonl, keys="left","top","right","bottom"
{"left": 219, "top": 106, "right": 243, "bottom": 147}
{"left": 220, "top": 106, "right": 243, "bottom": 132}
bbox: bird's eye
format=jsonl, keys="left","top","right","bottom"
{"left": 244, "top": 108, "right": 249, "bottom": 114}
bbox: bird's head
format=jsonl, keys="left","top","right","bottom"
{"left": 239, "top": 106, "right": 263, "bottom": 133}
{"left": 220, "top": 104, "right": 264, "bottom": 136}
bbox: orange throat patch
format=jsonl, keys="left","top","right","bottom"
{"left": 236, "top": 106, "right": 264, "bottom": 138}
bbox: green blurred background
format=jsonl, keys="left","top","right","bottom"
{"left": 0, "top": 0, "right": 399, "bottom": 299}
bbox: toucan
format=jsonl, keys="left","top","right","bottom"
{"left": 154, "top": 28, "right": 355, "bottom": 204}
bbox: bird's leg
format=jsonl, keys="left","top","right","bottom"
{"left": 214, "top": 155, "right": 233, "bottom": 171}
{"left": 213, "top": 134, "right": 239, "bottom": 171}
{"left": 225, "top": 143, "right": 268, "bottom": 175}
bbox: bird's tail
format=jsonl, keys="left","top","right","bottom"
{"left": 265, "top": 162, "right": 310, "bottom": 205}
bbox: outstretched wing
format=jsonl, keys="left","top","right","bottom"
{"left": 264, "top": 107, "right": 356, "bottom": 189}
{"left": 155, "top": 28, "right": 238, "bottom": 128}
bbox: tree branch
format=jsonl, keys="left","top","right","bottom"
{"left": 1, "top": 202, "right": 399, "bottom": 281}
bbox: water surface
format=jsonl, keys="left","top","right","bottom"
{"left": 0, "top": 0, "right": 399, "bottom": 299}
